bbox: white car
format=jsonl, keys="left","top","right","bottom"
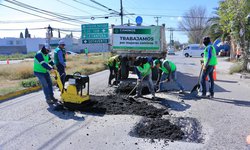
{"left": 66, "top": 51, "right": 78, "bottom": 55}
{"left": 183, "top": 44, "right": 204, "bottom": 57}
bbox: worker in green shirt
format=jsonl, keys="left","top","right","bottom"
{"left": 154, "top": 59, "right": 184, "bottom": 94}
{"left": 108, "top": 55, "right": 122, "bottom": 86}
{"left": 134, "top": 57, "right": 155, "bottom": 99}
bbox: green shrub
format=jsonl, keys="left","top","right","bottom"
{"left": 21, "top": 78, "right": 40, "bottom": 87}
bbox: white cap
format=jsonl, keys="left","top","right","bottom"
{"left": 44, "top": 43, "right": 50, "bottom": 50}
{"left": 58, "top": 40, "right": 65, "bottom": 45}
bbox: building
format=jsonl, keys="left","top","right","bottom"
{"left": 0, "top": 38, "right": 26, "bottom": 55}
{"left": 0, "top": 37, "right": 80, "bottom": 55}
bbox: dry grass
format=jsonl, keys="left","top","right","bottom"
{"left": 0, "top": 62, "right": 34, "bottom": 80}
{"left": 0, "top": 53, "right": 109, "bottom": 96}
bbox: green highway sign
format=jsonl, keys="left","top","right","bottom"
{"left": 82, "top": 34, "right": 109, "bottom": 39}
{"left": 82, "top": 39, "right": 109, "bottom": 44}
{"left": 81, "top": 23, "right": 109, "bottom": 44}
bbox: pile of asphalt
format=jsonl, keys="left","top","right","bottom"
{"left": 130, "top": 118, "right": 184, "bottom": 142}
{"left": 65, "top": 95, "right": 169, "bottom": 118}
{"left": 62, "top": 94, "right": 186, "bottom": 143}
{"left": 58, "top": 85, "right": 203, "bottom": 144}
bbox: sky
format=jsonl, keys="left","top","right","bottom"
{"left": 0, "top": 0, "right": 220, "bottom": 43}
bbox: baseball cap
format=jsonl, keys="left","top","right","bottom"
{"left": 153, "top": 59, "right": 161, "bottom": 66}
{"left": 44, "top": 43, "right": 50, "bottom": 50}
{"left": 58, "top": 40, "right": 65, "bottom": 45}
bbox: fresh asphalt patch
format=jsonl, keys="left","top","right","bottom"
{"left": 51, "top": 86, "right": 203, "bottom": 145}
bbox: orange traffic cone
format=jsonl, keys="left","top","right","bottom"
{"left": 213, "top": 66, "right": 217, "bottom": 80}
{"left": 206, "top": 66, "right": 217, "bottom": 81}
{"left": 7, "top": 59, "right": 9, "bottom": 64}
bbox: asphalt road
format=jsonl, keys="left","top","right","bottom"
{"left": 0, "top": 52, "right": 250, "bottom": 150}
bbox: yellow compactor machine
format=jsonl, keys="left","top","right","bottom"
{"left": 54, "top": 70, "right": 90, "bottom": 109}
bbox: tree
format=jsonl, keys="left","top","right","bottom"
{"left": 25, "top": 28, "right": 29, "bottom": 38}
{"left": 20, "top": 32, "right": 24, "bottom": 38}
{"left": 207, "top": 8, "right": 227, "bottom": 42}
{"left": 58, "top": 29, "right": 61, "bottom": 38}
{"left": 217, "top": 0, "right": 250, "bottom": 69}
{"left": 174, "top": 41, "right": 181, "bottom": 50}
{"left": 178, "top": 6, "right": 209, "bottom": 43}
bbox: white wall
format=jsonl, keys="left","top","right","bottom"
{"left": 26, "top": 38, "right": 46, "bottom": 53}
{"left": 0, "top": 38, "right": 26, "bottom": 46}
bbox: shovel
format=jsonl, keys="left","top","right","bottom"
{"left": 123, "top": 68, "right": 151, "bottom": 101}
{"left": 190, "top": 64, "right": 203, "bottom": 95}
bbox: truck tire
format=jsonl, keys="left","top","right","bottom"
{"left": 185, "top": 53, "right": 189, "bottom": 57}
{"left": 120, "top": 58, "right": 129, "bottom": 79}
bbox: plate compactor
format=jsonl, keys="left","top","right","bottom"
{"left": 54, "top": 70, "right": 90, "bottom": 110}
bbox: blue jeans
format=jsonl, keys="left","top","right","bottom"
{"left": 34, "top": 72, "right": 54, "bottom": 100}
{"left": 159, "top": 71, "right": 184, "bottom": 91}
{"left": 136, "top": 73, "right": 155, "bottom": 97}
{"left": 201, "top": 65, "right": 215, "bottom": 96}
{"left": 56, "top": 64, "right": 66, "bottom": 85}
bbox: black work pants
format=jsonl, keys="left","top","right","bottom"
{"left": 108, "top": 66, "right": 118, "bottom": 85}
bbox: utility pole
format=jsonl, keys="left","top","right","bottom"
{"left": 47, "top": 25, "right": 52, "bottom": 49}
{"left": 154, "top": 16, "right": 161, "bottom": 26}
{"left": 120, "top": 0, "right": 123, "bottom": 25}
{"left": 169, "top": 28, "right": 174, "bottom": 48}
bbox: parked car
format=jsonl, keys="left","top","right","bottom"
{"left": 167, "top": 48, "right": 175, "bottom": 55}
{"left": 66, "top": 51, "right": 78, "bottom": 55}
{"left": 183, "top": 44, "right": 204, "bottom": 57}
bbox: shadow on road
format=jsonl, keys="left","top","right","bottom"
{"left": 163, "top": 72, "right": 232, "bottom": 93}
{"left": 210, "top": 97, "right": 250, "bottom": 107}
{"left": 47, "top": 106, "right": 86, "bottom": 121}
{"left": 216, "top": 79, "right": 238, "bottom": 83}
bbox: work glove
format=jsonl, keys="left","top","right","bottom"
{"left": 53, "top": 65, "right": 57, "bottom": 70}
{"left": 50, "top": 69, "right": 55, "bottom": 75}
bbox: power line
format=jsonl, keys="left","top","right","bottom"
{"left": 0, "top": 27, "right": 46, "bottom": 31}
{"left": 89, "top": 0, "right": 119, "bottom": 14}
{"left": 72, "top": 0, "right": 110, "bottom": 14}
{"left": 165, "top": 27, "right": 205, "bottom": 32}
{"left": 56, "top": 0, "right": 93, "bottom": 15}
{"left": 136, "top": 14, "right": 212, "bottom": 19}
{"left": 0, "top": 3, "right": 80, "bottom": 26}
{"left": 0, "top": 14, "right": 119, "bottom": 24}
{"left": 5, "top": 0, "right": 89, "bottom": 24}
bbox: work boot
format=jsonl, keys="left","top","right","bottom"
{"left": 51, "top": 97, "right": 58, "bottom": 103}
{"left": 208, "top": 94, "right": 214, "bottom": 99}
{"left": 46, "top": 99, "right": 54, "bottom": 105}
{"left": 199, "top": 94, "right": 208, "bottom": 99}
{"left": 179, "top": 90, "right": 185, "bottom": 94}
